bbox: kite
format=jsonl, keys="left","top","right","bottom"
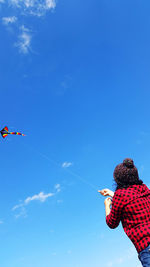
{"left": 0, "top": 126, "right": 25, "bottom": 139}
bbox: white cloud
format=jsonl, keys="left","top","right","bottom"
{"left": 10, "top": 0, "right": 36, "bottom": 8}
{"left": 25, "top": 191, "right": 54, "bottom": 204}
{"left": 55, "top": 183, "right": 61, "bottom": 192}
{"left": 15, "top": 25, "right": 32, "bottom": 53}
{"left": 45, "top": 0, "right": 56, "bottom": 9}
{"left": 2, "top": 16, "right": 17, "bottom": 25}
{"left": 12, "top": 184, "right": 61, "bottom": 218}
{"left": 13, "top": 190, "right": 55, "bottom": 211}
{"left": 12, "top": 203, "right": 24, "bottom": 211}
{"left": 13, "top": 193, "right": 54, "bottom": 218}
{"left": 1, "top": 0, "right": 56, "bottom": 53}
{"left": 62, "top": 162, "right": 73, "bottom": 168}
{"left": 10, "top": 0, "right": 56, "bottom": 16}
{"left": 15, "top": 207, "right": 27, "bottom": 219}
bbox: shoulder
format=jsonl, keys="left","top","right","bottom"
{"left": 112, "top": 188, "right": 127, "bottom": 206}
{"left": 113, "top": 188, "right": 126, "bottom": 198}
{"left": 112, "top": 189, "right": 125, "bottom": 206}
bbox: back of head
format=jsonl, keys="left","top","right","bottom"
{"left": 113, "top": 158, "right": 143, "bottom": 190}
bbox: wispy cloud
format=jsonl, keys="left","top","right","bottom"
{"left": 55, "top": 183, "right": 61, "bottom": 192}
{"left": 15, "top": 207, "right": 27, "bottom": 219}
{"left": 12, "top": 184, "right": 61, "bottom": 218}
{"left": 15, "top": 25, "right": 32, "bottom": 54}
{"left": 62, "top": 162, "right": 73, "bottom": 168}
{"left": 0, "top": 0, "right": 56, "bottom": 53}
{"left": 25, "top": 191, "right": 54, "bottom": 204}
{"left": 1, "top": 0, "right": 56, "bottom": 14}
{"left": 12, "top": 191, "right": 54, "bottom": 211}
{"left": 57, "top": 75, "right": 73, "bottom": 96}
{"left": 10, "top": 0, "right": 56, "bottom": 17}
{"left": 2, "top": 16, "right": 17, "bottom": 25}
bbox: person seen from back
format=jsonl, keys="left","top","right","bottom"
{"left": 99, "top": 158, "right": 150, "bottom": 267}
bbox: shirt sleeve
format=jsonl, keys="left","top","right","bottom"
{"left": 106, "top": 191, "right": 123, "bottom": 229}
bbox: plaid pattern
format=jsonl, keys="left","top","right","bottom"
{"left": 106, "top": 184, "right": 150, "bottom": 253}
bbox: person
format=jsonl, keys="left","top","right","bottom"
{"left": 99, "top": 158, "right": 150, "bottom": 267}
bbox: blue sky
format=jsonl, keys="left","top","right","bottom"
{"left": 0, "top": 0, "right": 150, "bottom": 266}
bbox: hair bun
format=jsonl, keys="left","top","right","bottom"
{"left": 123, "top": 158, "right": 134, "bottom": 168}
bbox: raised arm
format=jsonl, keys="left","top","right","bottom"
{"left": 98, "top": 188, "right": 114, "bottom": 198}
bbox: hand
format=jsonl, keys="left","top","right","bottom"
{"left": 104, "top": 197, "right": 112, "bottom": 207}
{"left": 98, "top": 188, "right": 114, "bottom": 198}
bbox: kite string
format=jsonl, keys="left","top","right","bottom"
{"left": 21, "top": 142, "right": 98, "bottom": 191}
{"left": 35, "top": 150, "right": 98, "bottom": 191}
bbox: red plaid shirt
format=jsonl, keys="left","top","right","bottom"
{"left": 106, "top": 184, "right": 150, "bottom": 253}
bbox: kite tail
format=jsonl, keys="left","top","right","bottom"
{"left": 9, "top": 132, "right": 25, "bottom": 136}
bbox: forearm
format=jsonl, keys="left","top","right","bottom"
{"left": 105, "top": 204, "right": 111, "bottom": 217}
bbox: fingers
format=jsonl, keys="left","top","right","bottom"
{"left": 98, "top": 189, "right": 108, "bottom": 196}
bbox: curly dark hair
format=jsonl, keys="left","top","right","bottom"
{"left": 113, "top": 158, "right": 143, "bottom": 190}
